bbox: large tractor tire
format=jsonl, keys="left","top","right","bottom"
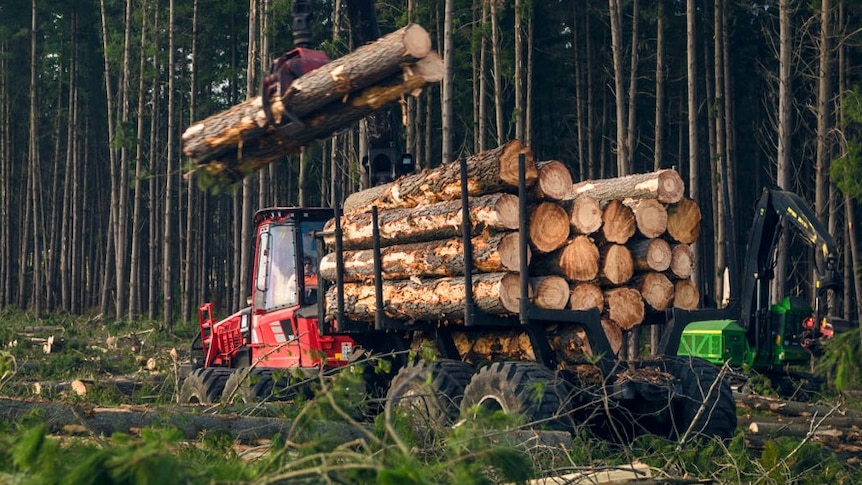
{"left": 460, "top": 362, "right": 573, "bottom": 431}
{"left": 386, "top": 359, "right": 474, "bottom": 432}
{"left": 221, "top": 368, "right": 275, "bottom": 404}
{"left": 663, "top": 357, "right": 737, "bottom": 440}
{"left": 179, "top": 367, "right": 232, "bottom": 405}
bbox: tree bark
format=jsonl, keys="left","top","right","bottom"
{"left": 599, "top": 244, "right": 634, "bottom": 286}
{"left": 319, "top": 232, "right": 527, "bottom": 282}
{"left": 530, "top": 275, "right": 570, "bottom": 310}
{"left": 629, "top": 238, "right": 672, "bottom": 272}
{"left": 570, "top": 169, "right": 684, "bottom": 204}
{"left": 604, "top": 287, "right": 644, "bottom": 330}
{"left": 442, "top": 0, "right": 453, "bottom": 164}
{"left": 531, "top": 160, "right": 573, "bottom": 201}
{"left": 666, "top": 197, "right": 702, "bottom": 244}
{"left": 325, "top": 272, "right": 525, "bottom": 321}
{"left": 569, "top": 282, "right": 603, "bottom": 312}
{"left": 324, "top": 193, "right": 520, "bottom": 250}
{"left": 529, "top": 202, "right": 570, "bottom": 253}
{"left": 197, "top": 55, "right": 444, "bottom": 185}
{"left": 182, "top": 24, "right": 432, "bottom": 162}
{"left": 686, "top": 0, "right": 700, "bottom": 291}
{"left": 568, "top": 196, "right": 602, "bottom": 235}
{"left": 343, "top": 140, "right": 536, "bottom": 212}
{"left": 601, "top": 199, "right": 636, "bottom": 244}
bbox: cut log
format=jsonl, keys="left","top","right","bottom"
{"left": 666, "top": 197, "right": 702, "bottom": 244}
{"left": 318, "top": 232, "right": 527, "bottom": 282}
{"left": 673, "top": 278, "right": 700, "bottom": 310}
{"left": 604, "top": 287, "right": 645, "bottom": 330}
{"left": 453, "top": 330, "right": 535, "bottom": 363}
{"left": 635, "top": 272, "right": 675, "bottom": 312}
{"left": 323, "top": 193, "right": 519, "bottom": 250}
{"left": 599, "top": 244, "right": 634, "bottom": 286}
{"left": 669, "top": 244, "right": 694, "bottom": 279}
{"left": 629, "top": 238, "right": 672, "bottom": 272}
{"left": 342, "top": 140, "right": 537, "bottom": 212}
{"left": 325, "top": 272, "right": 527, "bottom": 321}
{"left": 0, "top": 397, "right": 367, "bottom": 444}
{"left": 569, "top": 169, "right": 685, "bottom": 204}
{"left": 569, "top": 283, "right": 604, "bottom": 312}
{"left": 532, "top": 235, "right": 599, "bottom": 282}
{"left": 567, "top": 196, "right": 602, "bottom": 235}
{"left": 529, "top": 202, "right": 570, "bottom": 253}
{"left": 600, "top": 199, "right": 636, "bottom": 244}
{"left": 601, "top": 319, "right": 624, "bottom": 355}
{"left": 734, "top": 392, "right": 862, "bottom": 418}
{"left": 625, "top": 198, "right": 668, "bottom": 238}
{"left": 530, "top": 276, "right": 571, "bottom": 310}
{"left": 195, "top": 55, "right": 444, "bottom": 184}
{"left": 530, "top": 160, "right": 574, "bottom": 201}
{"left": 182, "top": 24, "right": 432, "bottom": 164}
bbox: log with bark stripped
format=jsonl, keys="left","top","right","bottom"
{"left": 342, "top": 140, "right": 536, "bottom": 212}
{"left": 629, "top": 238, "right": 672, "bottom": 272}
{"left": 530, "top": 160, "right": 574, "bottom": 201}
{"left": 569, "top": 282, "right": 604, "bottom": 312}
{"left": 325, "top": 272, "right": 526, "bottom": 321}
{"left": 625, "top": 198, "right": 668, "bottom": 238}
{"left": 666, "top": 197, "right": 702, "bottom": 244}
{"left": 532, "top": 235, "right": 599, "bottom": 282}
{"left": 318, "top": 232, "right": 527, "bottom": 282}
{"left": 600, "top": 199, "right": 636, "bottom": 244}
{"left": 567, "top": 196, "right": 602, "bottom": 235}
{"left": 604, "top": 287, "right": 645, "bottom": 330}
{"left": 453, "top": 330, "right": 535, "bottom": 363}
{"left": 673, "top": 278, "right": 700, "bottom": 310}
{"left": 182, "top": 24, "right": 432, "bottom": 164}
{"left": 635, "top": 272, "right": 675, "bottom": 312}
{"left": 530, "top": 276, "right": 570, "bottom": 309}
{"left": 569, "top": 169, "right": 685, "bottom": 204}
{"left": 323, "top": 193, "right": 519, "bottom": 250}
{"left": 599, "top": 244, "right": 634, "bottom": 286}
{"left": 193, "top": 54, "right": 444, "bottom": 184}
{"left": 529, "top": 201, "right": 570, "bottom": 253}
{"left": 669, "top": 244, "right": 694, "bottom": 279}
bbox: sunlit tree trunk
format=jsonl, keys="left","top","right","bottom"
{"left": 28, "top": 0, "right": 41, "bottom": 317}
{"left": 129, "top": 0, "right": 147, "bottom": 321}
{"left": 514, "top": 0, "right": 524, "bottom": 143}
{"left": 773, "top": 0, "right": 793, "bottom": 305}
{"left": 182, "top": 0, "right": 199, "bottom": 324}
{"left": 61, "top": 14, "right": 79, "bottom": 312}
{"left": 442, "top": 0, "right": 453, "bottom": 162}
{"left": 478, "top": 0, "right": 488, "bottom": 152}
{"left": 608, "top": 0, "right": 627, "bottom": 176}
{"left": 686, "top": 0, "right": 699, "bottom": 291}
{"left": 99, "top": 0, "right": 117, "bottom": 317}
{"left": 815, "top": 0, "right": 832, "bottom": 229}
{"left": 239, "top": 0, "right": 259, "bottom": 308}
{"left": 713, "top": 0, "right": 727, "bottom": 305}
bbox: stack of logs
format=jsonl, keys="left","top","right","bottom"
{"left": 321, "top": 140, "right": 702, "bottom": 359}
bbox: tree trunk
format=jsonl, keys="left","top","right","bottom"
{"left": 608, "top": 0, "right": 628, "bottom": 175}
{"left": 686, "top": 0, "right": 700, "bottom": 290}
{"left": 635, "top": 272, "right": 674, "bottom": 312}
{"left": 604, "top": 287, "right": 644, "bottom": 330}
{"left": 673, "top": 278, "right": 700, "bottom": 310}
{"left": 568, "top": 196, "right": 602, "bottom": 235}
{"left": 129, "top": 2, "right": 148, "bottom": 320}
{"left": 530, "top": 276, "right": 570, "bottom": 310}
{"left": 325, "top": 272, "right": 524, "bottom": 321}
{"left": 478, "top": 0, "right": 488, "bottom": 152}
{"left": 490, "top": 0, "right": 503, "bottom": 145}
{"left": 531, "top": 160, "right": 573, "bottom": 201}
{"left": 326, "top": 193, "right": 520, "bottom": 250}
{"left": 599, "top": 244, "right": 634, "bottom": 286}
{"left": 319, "top": 232, "right": 526, "bottom": 282}
{"left": 626, "top": 198, "right": 668, "bottom": 238}
{"left": 163, "top": 0, "right": 177, "bottom": 328}
{"left": 533, "top": 235, "right": 599, "bottom": 282}
{"left": 774, "top": 0, "right": 793, "bottom": 304}
{"left": 514, "top": 0, "right": 524, "bottom": 142}
{"left": 666, "top": 197, "right": 702, "bottom": 244}
{"left": 182, "top": 24, "right": 432, "bottom": 163}
{"left": 570, "top": 169, "right": 684, "bottom": 204}
{"left": 529, "top": 202, "right": 570, "bottom": 254}
{"left": 569, "top": 282, "right": 603, "bottom": 312}
{"left": 442, "top": 0, "right": 453, "bottom": 164}
{"left": 28, "top": 0, "right": 41, "bottom": 317}
{"left": 601, "top": 199, "right": 636, "bottom": 244}
{"left": 629, "top": 238, "right": 672, "bottom": 272}
{"left": 654, "top": 0, "right": 665, "bottom": 173}
{"left": 343, "top": 140, "right": 536, "bottom": 212}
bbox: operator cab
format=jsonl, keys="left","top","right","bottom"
{"left": 251, "top": 207, "right": 333, "bottom": 313}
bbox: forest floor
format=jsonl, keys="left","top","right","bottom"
{"left": 1, "top": 308, "right": 862, "bottom": 484}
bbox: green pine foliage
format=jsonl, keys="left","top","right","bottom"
{"left": 817, "top": 329, "right": 862, "bottom": 391}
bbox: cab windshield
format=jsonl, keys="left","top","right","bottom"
{"left": 263, "top": 224, "right": 298, "bottom": 310}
